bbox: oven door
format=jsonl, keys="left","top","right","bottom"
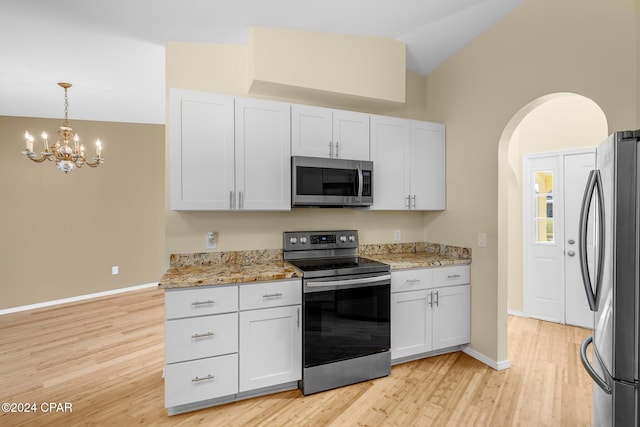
{"left": 303, "top": 273, "right": 391, "bottom": 368}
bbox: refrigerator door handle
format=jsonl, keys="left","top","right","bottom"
{"left": 580, "top": 336, "right": 612, "bottom": 395}
{"left": 578, "top": 169, "right": 604, "bottom": 312}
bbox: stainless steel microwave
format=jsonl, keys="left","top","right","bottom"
{"left": 291, "top": 156, "right": 373, "bottom": 207}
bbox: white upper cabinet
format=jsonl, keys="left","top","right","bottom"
{"left": 169, "top": 90, "right": 291, "bottom": 211}
{"left": 369, "top": 116, "right": 411, "bottom": 210}
{"left": 411, "top": 121, "right": 446, "bottom": 210}
{"left": 235, "top": 98, "right": 291, "bottom": 211}
{"left": 170, "top": 89, "right": 235, "bottom": 211}
{"left": 370, "top": 115, "right": 445, "bottom": 210}
{"left": 291, "top": 104, "right": 370, "bottom": 160}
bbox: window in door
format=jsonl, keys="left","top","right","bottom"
{"left": 534, "top": 170, "right": 554, "bottom": 243}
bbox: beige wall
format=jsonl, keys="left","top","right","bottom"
{"left": 0, "top": 116, "right": 165, "bottom": 309}
{"left": 423, "top": 0, "right": 638, "bottom": 363}
{"left": 248, "top": 27, "right": 406, "bottom": 105}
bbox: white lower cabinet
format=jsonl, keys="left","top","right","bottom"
{"left": 164, "top": 279, "right": 302, "bottom": 415}
{"left": 239, "top": 305, "right": 301, "bottom": 392}
{"left": 391, "top": 266, "right": 470, "bottom": 362}
{"left": 432, "top": 284, "right": 471, "bottom": 350}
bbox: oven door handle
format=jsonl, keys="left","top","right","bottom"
{"left": 306, "top": 274, "right": 391, "bottom": 288}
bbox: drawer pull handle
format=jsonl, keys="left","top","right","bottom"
{"left": 191, "top": 300, "right": 215, "bottom": 306}
{"left": 191, "top": 332, "right": 215, "bottom": 339}
{"left": 447, "top": 274, "right": 461, "bottom": 279}
{"left": 192, "top": 374, "right": 215, "bottom": 383}
{"left": 405, "top": 279, "right": 421, "bottom": 284}
{"left": 263, "top": 293, "right": 283, "bottom": 298}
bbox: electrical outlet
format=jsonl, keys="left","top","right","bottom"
{"left": 112, "top": 266, "right": 119, "bottom": 275}
{"left": 393, "top": 230, "right": 401, "bottom": 241}
{"left": 206, "top": 231, "right": 218, "bottom": 249}
{"left": 478, "top": 232, "right": 487, "bottom": 247}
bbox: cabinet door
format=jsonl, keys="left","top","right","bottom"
{"left": 169, "top": 89, "right": 235, "bottom": 210}
{"left": 432, "top": 284, "right": 470, "bottom": 351}
{"left": 291, "top": 104, "right": 333, "bottom": 158}
{"left": 239, "top": 305, "right": 302, "bottom": 392}
{"left": 332, "top": 110, "right": 370, "bottom": 160}
{"left": 411, "top": 121, "right": 445, "bottom": 210}
{"left": 391, "top": 290, "right": 431, "bottom": 360}
{"left": 235, "top": 98, "right": 291, "bottom": 210}
{"left": 370, "top": 115, "right": 411, "bottom": 210}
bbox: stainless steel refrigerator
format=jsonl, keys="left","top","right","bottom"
{"left": 579, "top": 130, "right": 640, "bottom": 426}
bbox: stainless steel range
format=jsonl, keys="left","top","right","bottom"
{"left": 283, "top": 230, "right": 391, "bottom": 395}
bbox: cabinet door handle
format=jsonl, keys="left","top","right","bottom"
{"left": 335, "top": 141, "right": 339, "bottom": 158}
{"left": 411, "top": 195, "right": 416, "bottom": 209}
{"left": 434, "top": 290, "right": 439, "bottom": 307}
{"left": 428, "top": 291, "right": 433, "bottom": 308}
{"left": 328, "top": 141, "right": 333, "bottom": 158}
{"left": 191, "top": 332, "right": 215, "bottom": 339}
{"left": 263, "top": 292, "right": 283, "bottom": 299}
{"left": 229, "top": 191, "right": 234, "bottom": 209}
{"left": 406, "top": 195, "right": 411, "bottom": 209}
{"left": 297, "top": 308, "right": 300, "bottom": 329}
{"left": 192, "top": 374, "right": 215, "bottom": 383}
{"left": 239, "top": 191, "right": 244, "bottom": 209}
{"left": 191, "top": 300, "right": 215, "bottom": 306}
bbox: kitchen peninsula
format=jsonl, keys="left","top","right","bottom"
{"left": 158, "top": 241, "right": 470, "bottom": 415}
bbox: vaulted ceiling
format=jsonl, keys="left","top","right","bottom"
{"left": 0, "top": 0, "right": 522, "bottom": 124}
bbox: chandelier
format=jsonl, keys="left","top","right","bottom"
{"left": 22, "top": 82, "right": 104, "bottom": 173}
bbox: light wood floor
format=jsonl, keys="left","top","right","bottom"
{"left": 0, "top": 287, "right": 592, "bottom": 426}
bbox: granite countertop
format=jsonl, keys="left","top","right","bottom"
{"left": 366, "top": 252, "right": 471, "bottom": 270}
{"left": 159, "top": 243, "right": 471, "bottom": 289}
{"left": 158, "top": 250, "right": 302, "bottom": 289}
{"left": 360, "top": 242, "right": 471, "bottom": 270}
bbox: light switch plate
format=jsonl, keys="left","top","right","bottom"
{"left": 478, "top": 232, "right": 487, "bottom": 247}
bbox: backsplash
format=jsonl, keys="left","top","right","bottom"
{"left": 169, "top": 249, "right": 283, "bottom": 268}
{"left": 359, "top": 242, "right": 471, "bottom": 260}
{"left": 169, "top": 242, "right": 471, "bottom": 268}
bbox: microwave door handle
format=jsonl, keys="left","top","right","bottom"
{"left": 356, "top": 164, "right": 363, "bottom": 202}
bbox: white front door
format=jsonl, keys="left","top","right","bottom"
{"left": 524, "top": 155, "right": 565, "bottom": 323}
{"left": 523, "top": 150, "right": 595, "bottom": 328}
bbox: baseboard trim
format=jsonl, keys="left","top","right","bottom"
{"left": 462, "top": 345, "right": 510, "bottom": 371}
{"left": 0, "top": 282, "right": 159, "bottom": 316}
{"left": 508, "top": 309, "right": 526, "bottom": 317}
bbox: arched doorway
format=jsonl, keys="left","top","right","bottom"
{"left": 497, "top": 93, "right": 608, "bottom": 326}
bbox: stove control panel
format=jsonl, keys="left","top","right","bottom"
{"left": 283, "top": 230, "right": 358, "bottom": 252}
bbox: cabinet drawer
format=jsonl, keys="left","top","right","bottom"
{"left": 239, "top": 280, "right": 301, "bottom": 311}
{"left": 391, "top": 268, "right": 433, "bottom": 293}
{"left": 165, "top": 312, "right": 238, "bottom": 364}
{"left": 165, "top": 286, "right": 238, "bottom": 320}
{"left": 433, "top": 265, "right": 470, "bottom": 287}
{"left": 165, "top": 353, "right": 238, "bottom": 408}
